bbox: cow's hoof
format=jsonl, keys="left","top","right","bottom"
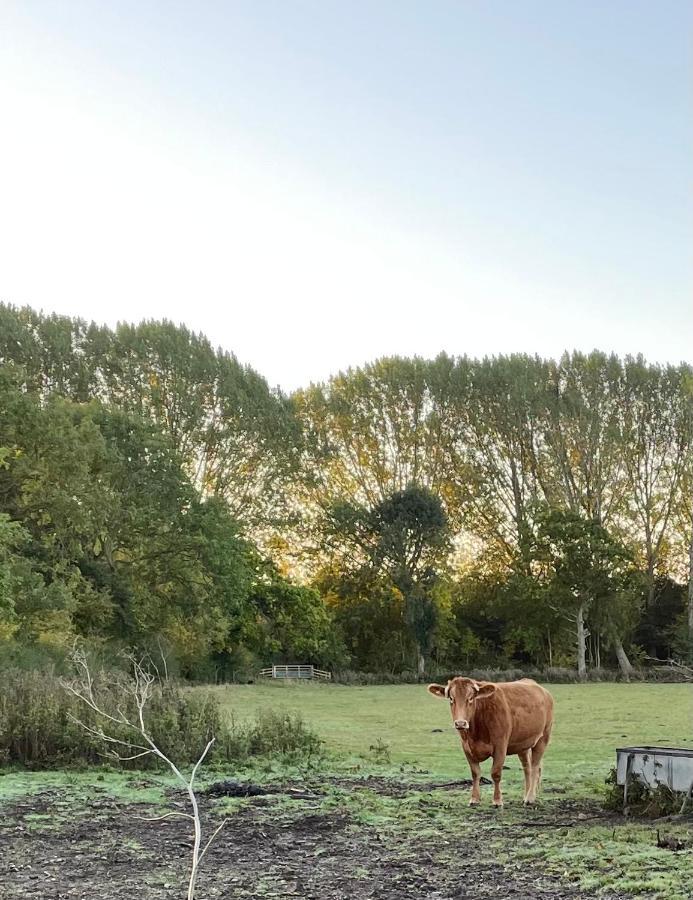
{"left": 468, "top": 799, "right": 480, "bottom": 807}
{"left": 492, "top": 802, "right": 504, "bottom": 809}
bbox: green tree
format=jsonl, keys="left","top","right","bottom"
{"left": 618, "top": 360, "right": 690, "bottom": 607}
{"left": 293, "top": 354, "right": 465, "bottom": 543}
{"left": 248, "top": 574, "right": 345, "bottom": 669}
{"left": 325, "top": 485, "right": 450, "bottom": 675}
{"left": 544, "top": 351, "right": 627, "bottom": 525}
{"left": 0, "top": 513, "right": 26, "bottom": 637}
{"left": 529, "top": 509, "right": 639, "bottom": 680}
{"left": 671, "top": 368, "right": 693, "bottom": 662}
{"left": 449, "top": 355, "right": 556, "bottom": 568}
{"left": 0, "top": 305, "right": 298, "bottom": 534}
{"left": 321, "top": 573, "right": 412, "bottom": 672}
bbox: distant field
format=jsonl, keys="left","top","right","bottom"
{"left": 211, "top": 681, "right": 693, "bottom": 791}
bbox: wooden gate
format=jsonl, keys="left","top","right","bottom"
{"left": 259, "top": 665, "right": 331, "bottom": 681}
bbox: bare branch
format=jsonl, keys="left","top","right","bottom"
{"left": 190, "top": 739, "right": 215, "bottom": 789}
{"left": 198, "top": 818, "right": 227, "bottom": 864}
{"left": 63, "top": 649, "right": 221, "bottom": 900}
{"left": 133, "top": 811, "right": 195, "bottom": 823}
{"left": 65, "top": 714, "right": 152, "bottom": 752}
{"left": 113, "top": 749, "right": 156, "bottom": 762}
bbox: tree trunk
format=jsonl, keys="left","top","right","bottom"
{"left": 596, "top": 632, "right": 601, "bottom": 670}
{"left": 416, "top": 645, "right": 425, "bottom": 679}
{"left": 614, "top": 637, "right": 635, "bottom": 681}
{"left": 644, "top": 527, "right": 656, "bottom": 608}
{"left": 547, "top": 629, "right": 553, "bottom": 668}
{"left": 646, "top": 566, "right": 656, "bottom": 608}
{"left": 576, "top": 604, "right": 587, "bottom": 682}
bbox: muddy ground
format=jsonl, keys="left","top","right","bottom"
{"left": 0, "top": 778, "right": 629, "bottom": 900}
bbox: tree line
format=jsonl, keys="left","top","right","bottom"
{"left": 0, "top": 303, "right": 691, "bottom": 678}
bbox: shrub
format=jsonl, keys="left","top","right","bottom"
{"left": 0, "top": 667, "right": 321, "bottom": 769}
{"left": 333, "top": 670, "right": 423, "bottom": 685}
{"left": 332, "top": 665, "right": 691, "bottom": 685}
{"left": 0, "top": 667, "right": 220, "bottom": 768}
{"left": 221, "top": 710, "right": 323, "bottom": 762}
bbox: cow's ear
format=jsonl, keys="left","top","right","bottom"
{"left": 427, "top": 683, "right": 447, "bottom": 699}
{"left": 475, "top": 683, "right": 496, "bottom": 699}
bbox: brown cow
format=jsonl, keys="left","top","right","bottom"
{"left": 428, "top": 677, "right": 553, "bottom": 807}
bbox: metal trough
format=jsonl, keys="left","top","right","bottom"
{"left": 616, "top": 746, "right": 693, "bottom": 794}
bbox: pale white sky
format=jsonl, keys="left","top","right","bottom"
{"left": 1, "top": 2, "right": 691, "bottom": 391}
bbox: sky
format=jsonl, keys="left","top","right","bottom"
{"left": 0, "top": 1, "right": 691, "bottom": 391}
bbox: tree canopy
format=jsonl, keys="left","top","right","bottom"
{"left": 1, "top": 303, "right": 691, "bottom": 676}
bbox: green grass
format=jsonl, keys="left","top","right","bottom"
{"left": 0, "top": 768, "right": 173, "bottom": 805}
{"left": 511, "top": 821, "right": 693, "bottom": 900}
{"left": 212, "top": 681, "right": 693, "bottom": 791}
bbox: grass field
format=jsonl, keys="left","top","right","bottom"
{"left": 2, "top": 681, "right": 692, "bottom": 899}
{"left": 212, "top": 681, "right": 693, "bottom": 791}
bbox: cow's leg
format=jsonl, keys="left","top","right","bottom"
{"left": 491, "top": 748, "right": 507, "bottom": 807}
{"left": 465, "top": 751, "right": 482, "bottom": 805}
{"left": 518, "top": 749, "right": 533, "bottom": 805}
{"left": 528, "top": 737, "right": 548, "bottom": 803}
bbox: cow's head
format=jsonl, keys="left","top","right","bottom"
{"left": 427, "top": 677, "right": 496, "bottom": 733}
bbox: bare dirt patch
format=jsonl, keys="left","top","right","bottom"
{"left": 0, "top": 779, "right": 630, "bottom": 899}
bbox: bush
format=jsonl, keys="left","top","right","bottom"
{"left": 221, "top": 710, "right": 323, "bottom": 761}
{"left": 0, "top": 667, "right": 222, "bottom": 768}
{"left": 333, "top": 670, "right": 423, "bottom": 685}
{"left": 0, "top": 642, "right": 72, "bottom": 675}
{"left": 0, "top": 667, "right": 321, "bottom": 769}
{"left": 332, "top": 665, "right": 692, "bottom": 685}
{"left": 333, "top": 667, "right": 548, "bottom": 685}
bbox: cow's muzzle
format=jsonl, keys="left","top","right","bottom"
{"left": 454, "top": 719, "right": 470, "bottom": 732}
